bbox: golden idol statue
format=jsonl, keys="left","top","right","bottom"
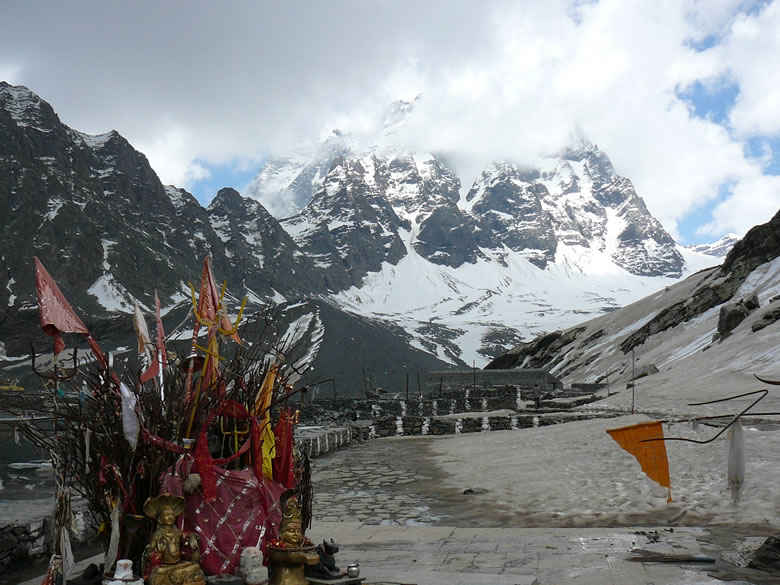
{"left": 266, "top": 495, "right": 319, "bottom": 585}
{"left": 142, "top": 494, "right": 206, "bottom": 585}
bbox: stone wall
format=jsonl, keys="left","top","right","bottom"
{"left": 296, "top": 425, "right": 359, "bottom": 459}
{"left": 300, "top": 385, "right": 604, "bottom": 424}
{"left": 0, "top": 517, "right": 48, "bottom": 575}
{"left": 366, "top": 411, "right": 620, "bottom": 438}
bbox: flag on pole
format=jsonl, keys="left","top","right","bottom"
{"left": 607, "top": 420, "right": 672, "bottom": 503}
{"left": 34, "top": 257, "right": 89, "bottom": 354}
{"left": 154, "top": 291, "right": 167, "bottom": 366}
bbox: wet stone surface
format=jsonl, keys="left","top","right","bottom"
{"left": 311, "top": 436, "right": 456, "bottom": 526}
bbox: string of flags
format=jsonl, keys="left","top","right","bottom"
{"left": 606, "top": 387, "right": 771, "bottom": 505}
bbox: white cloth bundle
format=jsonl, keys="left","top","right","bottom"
{"left": 727, "top": 420, "right": 745, "bottom": 503}
{"left": 120, "top": 383, "right": 139, "bottom": 450}
{"left": 105, "top": 503, "right": 121, "bottom": 576}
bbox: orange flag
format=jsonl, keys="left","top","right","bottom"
{"left": 607, "top": 421, "right": 672, "bottom": 503}
{"left": 196, "top": 256, "right": 240, "bottom": 344}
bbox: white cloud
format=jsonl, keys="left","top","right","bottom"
{"left": 700, "top": 174, "right": 780, "bottom": 235}
{"left": 1, "top": 0, "right": 777, "bottom": 239}
{"left": 0, "top": 63, "right": 21, "bottom": 85}
{"left": 719, "top": 2, "right": 780, "bottom": 136}
{"left": 136, "top": 126, "right": 211, "bottom": 188}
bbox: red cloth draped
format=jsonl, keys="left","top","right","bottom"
{"left": 194, "top": 431, "right": 217, "bottom": 501}
{"left": 272, "top": 410, "right": 296, "bottom": 489}
{"left": 161, "top": 455, "right": 285, "bottom": 575}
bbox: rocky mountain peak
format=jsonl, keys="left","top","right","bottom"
{"left": 688, "top": 233, "right": 739, "bottom": 258}
{"left": 209, "top": 186, "right": 245, "bottom": 210}
{"left": 0, "top": 82, "right": 59, "bottom": 132}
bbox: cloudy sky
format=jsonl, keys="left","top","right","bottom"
{"left": 2, "top": 0, "right": 779, "bottom": 243}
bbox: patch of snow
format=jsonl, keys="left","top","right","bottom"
{"left": 43, "top": 198, "right": 65, "bottom": 222}
{"left": 271, "top": 289, "right": 287, "bottom": 304}
{"left": 737, "top": 256, "right": 780, "bottom": 301}
{"left": 100, "top": 239, "right": 116, "bottom": 271}
{"left": 210, "top": 217, "right": 231, "bottom": 244}
{"left": 87, "top": 274, "right": 141, "bottom": 313}
{"left": 429, "top": 415, "right": 780, "bottom": 528}
{"left": 6, "top": 277, "right": 15, "bottom": 306}
{"left": 165, "top": 185, "right": 189, "bottom": 210}
{"left": 333, "top": 222, "right": 679, "bottom": 365}
{"left": 75, "top": 130, "right": 114, "bottom": 149}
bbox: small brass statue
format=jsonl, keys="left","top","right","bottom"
{"left": 265, "top": 495, "right": 318, "bottom": 585}
{"left": 142, "top": 494, "right": 206, "bottom": 585}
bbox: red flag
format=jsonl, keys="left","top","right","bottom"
{"left": 34, "top": 257, "right": 88, "bottom": 354}
{"left": 194, "top": 430, "right": 217, "bottom": 501}
{"left": 140, "top": 292, "right": 167, "bottom": 384}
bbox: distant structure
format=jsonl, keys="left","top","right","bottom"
{"left": 425, "top": 368, "right": 562, "bottom": 394}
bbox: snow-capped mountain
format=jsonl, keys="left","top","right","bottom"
{"left": 0, "top": 83, "right": 454, "bottom": 390}
{"left": 0, "top": 83, "right": 739, "bottom": 380}
{"left": 488, "top": 209, "right": 780, "bottom": 414}
{"left": 245, "top": 102, "right": 724, "bottom": 365}
{"left": 686, "top": 233, "right": 738, "bottom": 258}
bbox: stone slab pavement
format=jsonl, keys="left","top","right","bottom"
{"left": 18, "top": 523, "right": 762, "bottom": 585}
{"left": 306, "top": 522, "right": 756, "bottom": 585}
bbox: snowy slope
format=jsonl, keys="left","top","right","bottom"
{"left": 686, "top": 233, "right": 738, "bottom": 257}
{"left": 242, "top": 97, "right": 731, "bottom": 365}
{"left": 333, "top": 232, "right": 720, "bottom": 367}
{"left": 489, "top": 210, "right": 780, "bottom": 414}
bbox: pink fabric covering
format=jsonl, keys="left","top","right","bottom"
{"left": 161, "top": 455, "right": 284, "bottom": 575}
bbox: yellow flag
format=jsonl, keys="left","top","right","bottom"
{"left": 253, "top": 365, "right": 279, "bottom": 479}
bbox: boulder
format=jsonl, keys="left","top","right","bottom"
{"left": 748, "top": 535, "right": 780, "bottom": 572}
{"left": 743, "top": 292, "right": 760, "bottom": 311}
{"left": 752, "top": 306, "right": 780, "bottom": 332}
{"left": 718, "top": 301, "right": 751, "bottom": 337}
{"left": 632, "top": 363, "right": 659, "bottom": 380}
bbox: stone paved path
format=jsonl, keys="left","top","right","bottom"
{"left": 308, "top": 522, "right": 767, "bottom": 585}
{"left": 311, "top": 436, "right": 460, "bottom": 526}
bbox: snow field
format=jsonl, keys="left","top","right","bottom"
{"left": 428, "top": 415, "right": 780, "bottom": 528}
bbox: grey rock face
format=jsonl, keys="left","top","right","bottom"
{"left": 718, "top": 293, "right": 760, "bottom": 338}
{"left": 414, "top": 206, "right": 484, "bottom": 266}
{"left": 466, "top": 162, "right": 558, "bottom": 268}
{"left": 0, "top": 82, "right": 320, "bottom": 325}
{"left": 281, "top": 156, "right": 409, "bottom": 290}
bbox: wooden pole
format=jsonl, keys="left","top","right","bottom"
{"left": 631, "top": 348, "right": 636, "bottom": 414}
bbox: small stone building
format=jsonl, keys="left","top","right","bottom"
{"left": 425, "top": 368, "right": 562, "bottom": 393}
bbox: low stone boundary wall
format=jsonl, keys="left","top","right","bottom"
{"left": 296, "top": 425, "right": 357, "bottom": 459}
{"left": 0, "top": 499, "right": 90, "bottom": 576}
{"left": 366, "top": 411, "right": 622, "bottom": 438}
{"left": 0, "top": 518, "right": 48, "bottom": 575}
{"left": 300, "top": 387, "right": 604, "bottom": 423}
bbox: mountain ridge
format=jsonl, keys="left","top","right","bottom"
{"left": 0, "top": 82, "right": 735, "bottom": 371}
